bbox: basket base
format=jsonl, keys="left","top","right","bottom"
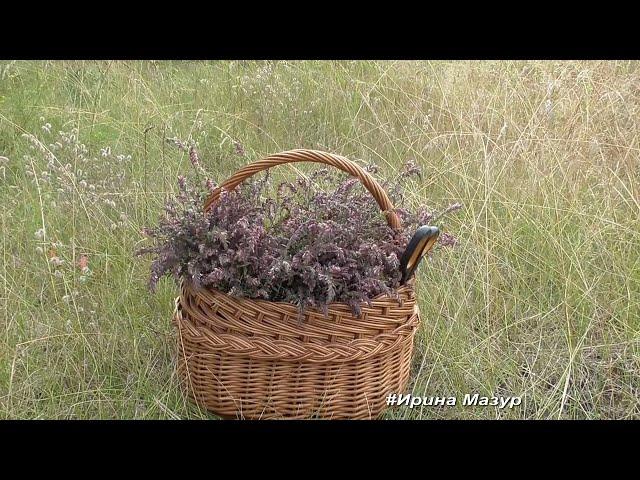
{"left": 184, "top": 391, "right": 394, "bottom": 420}
{"left": 176, "top": 347, "right": 415, "bottom": 420}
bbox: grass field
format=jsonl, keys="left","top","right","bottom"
{"left": 1, "top": 60, "right": 639, "bottom": 419}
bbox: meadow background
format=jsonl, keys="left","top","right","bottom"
{"left": 0, "top": 60, "right": 638, "bottom": 419}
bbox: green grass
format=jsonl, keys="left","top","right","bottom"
{"left": 1, "top": 60, "right": 639, "bottom": 419}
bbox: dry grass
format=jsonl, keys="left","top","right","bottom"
{"left": 0, "top": 60, "right": 638, "bottom": 419}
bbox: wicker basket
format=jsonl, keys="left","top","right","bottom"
{"left": 173, "top": 149, "right": 421, "bottom": 419}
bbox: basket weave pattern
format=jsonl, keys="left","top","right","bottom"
{"left": 173, "top": 149, "right": 421, "bottom": 419}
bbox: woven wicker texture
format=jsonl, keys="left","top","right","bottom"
{"left": 174, "top": 149, "right": 420, "bottom": 419}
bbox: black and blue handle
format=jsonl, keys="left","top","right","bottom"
{"left": 399, "top": 226, "right": 440, "bottom": 284}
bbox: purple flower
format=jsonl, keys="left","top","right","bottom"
{"left": 441, "top": 202, "right": 463, "bottom": 216}
{"left": 189, "top": 146, "right": 200, "bottom": 169}
{"left": 233, "top": 141, "right": 245, "bottom": 156}
{"left": 401, "top": 159, "right": 421, "bottom": 178}
{"left": 438, "top": 232, "right": 457, "bottom": 248}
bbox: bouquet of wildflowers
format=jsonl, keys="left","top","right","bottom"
{"left": 137, "top": 147, "right": 460, "bottom": 316}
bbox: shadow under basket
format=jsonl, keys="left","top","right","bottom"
{"left": 171, "top": 148, "right": 422, "bottom": 419}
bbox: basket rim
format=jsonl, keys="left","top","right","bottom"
{"left": 181, "top": 276, "right": 416, "bottom": 312}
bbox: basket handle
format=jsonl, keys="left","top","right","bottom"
{"left": 203, "top": 149, "right": 401, "bottom": 230}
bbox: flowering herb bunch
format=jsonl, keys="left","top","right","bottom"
{"left": 137, "top": 150, "right": 461, "bottom": 316}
